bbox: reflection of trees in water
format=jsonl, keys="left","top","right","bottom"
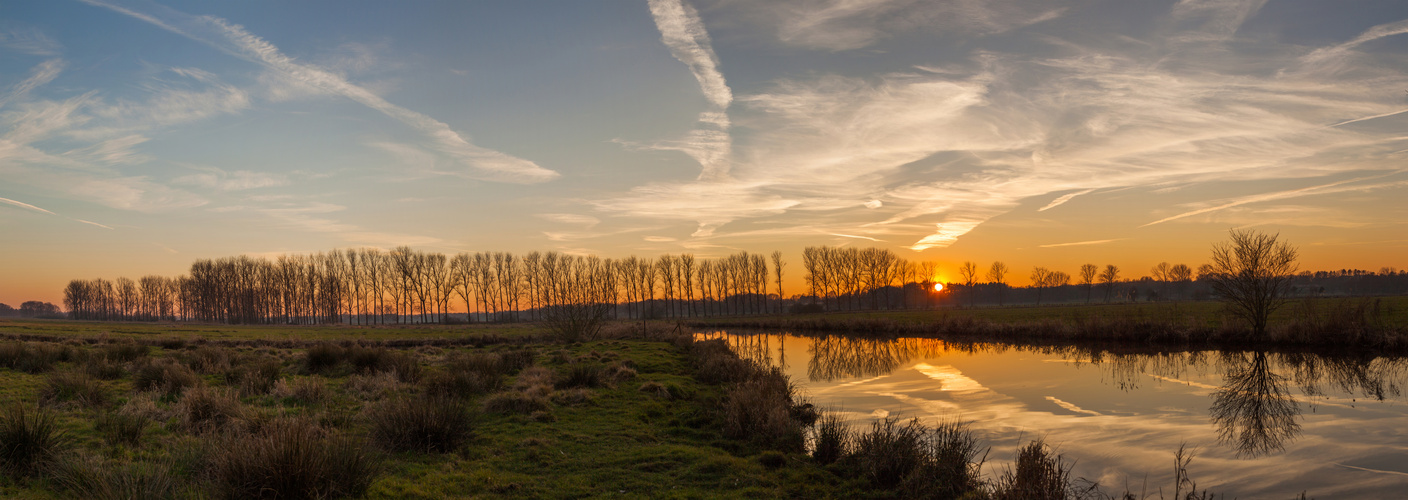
{"left": 1210, "top": 352, "right": 1301, "bottom": 458}
{"left": 704, "top": 331, "right": 1408, "bottom": 458}
{"left": 807, "top": 337, "right": 946, "bottom": 382}
{"left": 695, "top": 331, "right": 788, "bottom": 370}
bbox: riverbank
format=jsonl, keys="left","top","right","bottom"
{"left": 689, "top": 296, "right": 1408, "bottom": 351}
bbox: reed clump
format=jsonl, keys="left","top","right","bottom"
{"left": 0, "top": 405, "right": 71, "bottom": 479}
{"left": 132, "top": 358, "right": 201, "bottom": 398}
{"left": 367, "top": 396, "right": 473, "bottom": 453}
{"left": 40, "top": 370, "right": 109, "bottom": 408}
{"left": 207, "top": 417, "right": 381, "bottom": 499}
{"left": 53, "top": 454, "right": 185, "bottom": 500}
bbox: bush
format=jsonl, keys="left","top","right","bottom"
{"left": 0, "top": 405, "right": 70, "bottom": 478}
{"left": 208, "top": 418, "right": 381, "bottom": 499}
{"left": 132, "top": 358, "right": 201, "bottom": 397}
{"left": 811, "top": 413, "right": 851, "bottom": 466}
{"left": 41, "top": 371, "right": 109, "bottom": 408}
{"left": 176, "top": 386, "right": 246, "bottom": 433}
{"left": 721, "top": 368, "right": 806, "bottom": 452}
{"left": 368, "top": 396, "right": 473, "bottom": 453}
{"left": 54, "top": 454, "right": 184, "bottom": 500}
{"left": 0, "top": 341, "right": 73, "bottom": 373}
{"left": 82, "top": 355, "right": 126, "bottom": 380}
{"left": 100, "top": 341, "right": 150, "bottom": 362}
{"left": 993, "top": 439, "right": 1074, "bottom": 500}
{"left": 304, "top": 343, "right": 345, "bottom": 374}
{"left": 557, "top": 363, "right": 608, "bottom": 389}
{"left": 482, "top": 391, "right": 550, "bottom": 415}
{"left": 95, "top": 410, "right": 149, "bottom": 448}
{"left": 272, "top": 377, "right": 327, "bottom": 404}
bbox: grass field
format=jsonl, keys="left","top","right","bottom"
{"left": 0, "top": 322, "right": 857, "bottom": 499}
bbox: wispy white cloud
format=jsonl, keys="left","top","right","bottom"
{"left": 80, "top": 0, "right": 559, "bottom": 184}
{"left": 645, "top": 0, "right": 733, "bottom": 181}
{"left": 1139, "top": 173, "right": 1406, "bottom": 227}
{"left": 537, "top": 213, "right": 601, "bottom": 228}
{"left": 0, "top": 25, "right": 62, "bottom": 56}
{"left": 1039, "top": 239, "right": 1122, "bottom": 248}
{"left": 0, "top": 196, "right": 57, "bottom": 215}
{"left": 766, "top": 0, "right": 1068, "bottom": 51}
{"left": 0, "top": 59, "right": 64, "bottom": 109}
{"left": 173, "top": 168, "right": 289, "bottom": 191}
{"left": 255, "top": 202, "right": 441, "bottom": 247}
{"left": 598, "top": 6, "right": 1408, "bottom": 253}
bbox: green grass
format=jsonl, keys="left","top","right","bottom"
{"left": 0, "top": 324, "right": 854, "bottom": 499}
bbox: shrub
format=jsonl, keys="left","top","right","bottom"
{"left": 368, "top": 396, "right": 473, "bottom": 453}
{"left": 304, "top": 343, "right": 345, "bottom": 374}
{"left": 482, "top": 391, "right": 550, "bottom": 415}
{"left": 208, "top": 418, "right": 381, "bottom": 499}
{"left": 0, "top": 405, "right": 70, "bottom": 478}
{"left": 132, "top": 358, "right": 201, "bottom": 397}
{"left": 423, "top": 370, "right": 501, "bottom": 399}
{"left": 54, "top": 454, "right": 184, "bottom": 500}
{"left": 186, "top": 346, "right": 232, "bottom": 374}
{"left": 345, "top": 372, "right": 406, "bottom": 400}
{"left": 853, "top": 417, "right": 928, "bottom": 489}
{"left": 41, "top": 371, "right": 109, "bottom": 408}
{"left": 811, "top": 413, "right": 851, "bottom": 466}
{"left": 100, "top": 341, "right": 150, "bottom": 362}
{"left": 226, "top": 357, "right": 282, "bottom": 396}
{"left": 95, "top": 410, "right": 149, "bottom": 447}
{"left": 556, "top": 363, "right": 608, "bottom": 389}
{"left": 721, "top": 368, "right": 806, "bottom": 452}
{"left": 513, "top": 366, "right": 555, "bottom": 398}
{"left": 82, "top": 355, "right": 126, "bottom": 380}
{"left": 272, "top": 377, "right": 327, "bottom": 404}
{"left": 0, "top": 341, "right": 73, "bottom": 373}
{"left": 176, "top": 386, "right": 246, "bottom": 433}
{"left": 993, "top": 439, "right": 1074, "bottom": 500}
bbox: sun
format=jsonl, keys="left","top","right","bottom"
{"left": 933, "top": 282, "right": 944, "bottom": 292}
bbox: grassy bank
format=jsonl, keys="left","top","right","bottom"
{"left": 689, "top": 296, "right": 1408, "bottom": 351}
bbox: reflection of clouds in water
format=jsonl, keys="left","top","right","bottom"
{"left": 702, "top": 332, "right": 1408, "bottom": 497}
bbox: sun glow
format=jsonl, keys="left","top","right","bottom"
{"left": 933, "top": 282, "right": 944, "bottom": 292}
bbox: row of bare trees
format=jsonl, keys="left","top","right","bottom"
{"left": 801, "top": 246, "right": 925, "bottom": 311}
{"left": 62, "top": 247, "right": 793, "bottom": 325}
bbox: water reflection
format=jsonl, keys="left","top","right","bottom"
{"left": 1210, "top": 351, "right": 1301, "bottom": 457}
{"left": 709, "top": 332, "right": 1408, "bottom": 459}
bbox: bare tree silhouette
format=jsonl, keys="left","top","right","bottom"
{"left": 1210, "top": 351, "right": 1301, "bottom": 457}
{"left": 1079, "top": 264, "right": 1098, "bottom": 304}
{"left": 1205, "top": 230, "right": 1299, "bottom": 338}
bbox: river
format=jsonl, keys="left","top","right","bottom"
{"left": 698, "top": 331, "right": 1408, "bottom": 498}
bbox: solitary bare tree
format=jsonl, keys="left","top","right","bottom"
{"left": 987, "top": 261, "right": 1008, "bottom": 305}
{"left": 959, "top": 261, "right": 978, "bottom": 307}
{"left": 1205, "top": 229, "right": 1299, "bottom": 338}
{"left": 1099, "top": 265, "right": 1120, "bottom": 303}
{"left": 1078, "top": 264, "right": 1098, "bottom": 303}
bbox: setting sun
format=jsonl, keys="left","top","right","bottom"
{"left": 933, "top": 283, "right": 944, "bottom": 292}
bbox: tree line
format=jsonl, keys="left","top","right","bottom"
{"left": 62, "top": 247, "right": 791, "bottom": 325}
{"left": 52, "top": 243, "right": 1408, "bottom": 325}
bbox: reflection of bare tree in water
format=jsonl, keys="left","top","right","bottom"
{"left": 807, "top": 337, "right": 946, "bottom": 382}
{"left": 1281, "top": 352, "right": 1406, "bottom": 402}
{"left": 1210, "top": 351, "right": 1301, "bottom": 458}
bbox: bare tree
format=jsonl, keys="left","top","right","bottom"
{"left": 1078, "top": 264, "right": 1098, "bottom": 304}
{"left": 987, "top": 261, "right": 1008, "bottom": 306}
{"left": 1100, "top": 265, "right": 1120, "bottom": 303}
{"left": 770, "top": 251, "right": 785, "bottom": 314}
{"left": 1151, "top": 262, "right": 1172, "bottom": 301}
{"left": 959, "top": 261, "right": 978, "bottom": 307}
{"left": 1029, "top": 267, "right": 1051, "bottom": 306}
{"left": 1205, "top": 229, "right": 1299, "bottom": 338}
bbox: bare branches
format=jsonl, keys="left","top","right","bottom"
{"left": 1206, "top": 229, "right": 1299, "bottom": 337}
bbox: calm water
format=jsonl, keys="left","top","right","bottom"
{"left": 699, "top": 331, "right": 1408, "bottom": 498}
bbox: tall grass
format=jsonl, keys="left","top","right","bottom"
{"left": 207, "top": 418, "right": 381, "bottom": 499}
{"left": 176, "top": 386, "right": 246, "bottom": 433}
{"left": 40, "top": 371, "right": 109, "bottom": 408}
{"left": 991, "top": 439, "right": 1083, "bottom": 500}
{"left": 0, "top": 341, "right": 74, "bottom": 373}
{"left": 132, "top": 358, "right": 201, "bottom": 397}
{"left": 95, "top": 410, "right": 149, "bottom": 447}
{"left": 0, "top": 405, "right": 71, "bottom": 478}
{"left": 53, "top": 454, "right": 185, "bottom": 500}
{"left": 368, "top": 396, "right": 473, "bottom": 453}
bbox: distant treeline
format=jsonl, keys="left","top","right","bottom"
{"left": 0, "top": 301, "right": 63, "bottom": 319}
{"left": 49, "top": 246, "right": 1408, "bottom": 325}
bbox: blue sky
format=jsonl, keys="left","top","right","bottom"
{"left": 3, "top": 0, "right": 1408, "bottom": 304}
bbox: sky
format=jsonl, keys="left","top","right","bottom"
{"left": 3, "top": 0, "right": 1408, "bottom": 307}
